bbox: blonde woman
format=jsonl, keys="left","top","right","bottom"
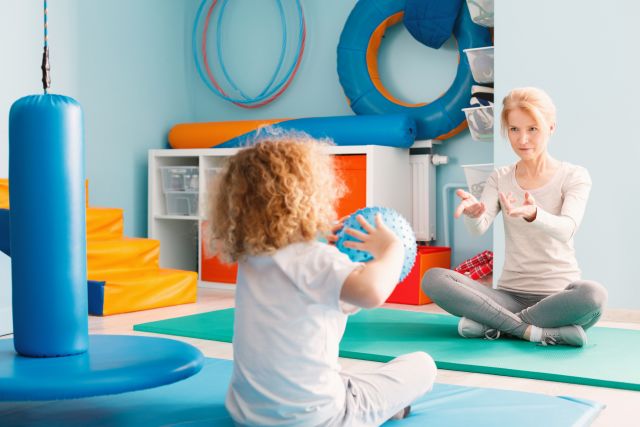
{"left": 423, "top": 87, "right": 607, "bottom": 347}
{"left": 208, "top": 134, "right": 436, "bottom": 426}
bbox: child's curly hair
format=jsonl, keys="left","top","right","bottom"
{"left": 206, "top": 131, "right": 346, "bottom": 262}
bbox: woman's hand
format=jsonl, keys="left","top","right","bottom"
{"left": 342, "top": 213, "right": 402, "bottom": 259}
{"left": 454, "top": 189, "right": 486, "bottom": 219}
{"left": 327, "top": 216, "right": 349, "bottom": 245}
{"left": 499, "top": 191, "right": 537, "bottom": 221}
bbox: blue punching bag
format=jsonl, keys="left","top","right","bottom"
{"left": 9, "top": 94, "right": 88, "bottom": 357}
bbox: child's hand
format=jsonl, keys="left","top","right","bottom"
{"left": 342, "top": 213, "right": 402, "bottom": 259}
{"left": 499, "top": 191, "right": 537, "bottom": 221}
{"left": 454, "top": 189, "right": 486, "bottom": 219}
{"left": 340, "top": 213, "right": 404, "bottom": 308}
{"left": 326, "top": 216, "right": 348, "bottom": 245}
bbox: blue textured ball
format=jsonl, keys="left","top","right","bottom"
{"left": 335, "top": 206, "right": 417, "bottom": 281}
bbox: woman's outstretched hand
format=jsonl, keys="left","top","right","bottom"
{"left": 454, "top": 189, "right": 486, "bottom": 219}
{"left": 499, "top": 191, "right": 537, "bottom": 221}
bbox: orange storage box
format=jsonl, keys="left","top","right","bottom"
{"left": 200, "top": 221, "right": 238, "bottom": 284}
{"left": 333, "top": 154, "right": 366, "bottom": 218}
{"left": 386, "top": 246, "right": 451, "bottom": 305}
{"left": 199, "top": 154, "right": 368, "bottom": 284}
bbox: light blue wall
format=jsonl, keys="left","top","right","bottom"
{"left": 0, "top": 0, "right": 80, "bottom": 177}
{"left": 187, "top": 0, "right": 493, "bottom": 266}
{"left": 75, "top": 1, "right": 194, "bottom": 236}
{"left": 495, "top": 0, "right": 640, "bottom": 309}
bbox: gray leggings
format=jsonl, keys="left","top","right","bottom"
{"left": 421, "top": 268, "right": 608, "bottom": 337}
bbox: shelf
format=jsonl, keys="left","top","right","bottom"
{"left": 148, "top": 145, "right": 433, "bottom": 287}
{"left": 154, "top": 215, "right": 199, "bottom": 221}
{"left": 198, "top": 281, "right": 236, "bottom": 291}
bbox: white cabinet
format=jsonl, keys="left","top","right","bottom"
{"left": 148, "top": 145, "right": 416, "bottom": 288}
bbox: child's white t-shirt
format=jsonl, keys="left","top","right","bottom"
{"left": 225, "top": 241, "right": 362, "bottom": 427}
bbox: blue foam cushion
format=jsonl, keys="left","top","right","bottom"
{"left": 404, "top": 0, "right": 464, "bottom": 49}
{"left": 216, "top": 114, "right": 417, "bottom": 149}
{"left": 0, "top": 357, "right": 603, "bottom": 426}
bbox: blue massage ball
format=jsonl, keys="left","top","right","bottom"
{"left": 335, "top": 206, "right": 417, "bottom": 281}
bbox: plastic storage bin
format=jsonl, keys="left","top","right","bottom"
{"left": 160, "top": 166, "right": 199, "bottom": 192}
{"left": 466, "top": 0, "right": 494, "bottom": 27}
{"left": 165, "top": 191, "right": 199, "bottom": 216}
{"left": 464, "top": 46, "right": 494, "bottom": 84}
{"left": 462, "top": 105, "right": 493, "bottom": 141}
{"left": 461, "top": 163, "right": 494, "bottom": 199}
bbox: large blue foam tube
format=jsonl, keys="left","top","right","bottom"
{"left": 9, "top": 94, "right": 88, "bottom": 357}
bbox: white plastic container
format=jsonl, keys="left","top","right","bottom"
{"left": 464, "top": 46, "right": 494, "bottom": 84}
{"left": 461, "top": 163, "right": 494, "bottom": 199}
{"left": 160, "top": 166, "right": 199, "bottom": 192}
{"left": 466, "top": 0, "right": 494, "bottom": 27}
{"left": 165, "top": 191, "right": 199, "bottom": 216}
{"left": 462, "top": 105, "right": 493, "bottom": 141}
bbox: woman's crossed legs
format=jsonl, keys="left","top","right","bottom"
{"left": 421, "top": 268, "right": 607, "bottom": 344}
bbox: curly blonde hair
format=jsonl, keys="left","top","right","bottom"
{"left": 206, "top": 132, "right": 346, "bottom": 262}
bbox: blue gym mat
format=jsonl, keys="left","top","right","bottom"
{"left": 0, "top": 358, "right": 604, "bottom": 426}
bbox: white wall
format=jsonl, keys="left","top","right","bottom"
{"left": 495, "top": 0, "right": 640, "bottom": 309}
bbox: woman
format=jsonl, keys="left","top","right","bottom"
{"left": 423, "top": 87, "right": 607, "bottom": 347}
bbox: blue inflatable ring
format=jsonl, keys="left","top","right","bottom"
{"left": 337, "top": 0, "right": 492, "bottom": 140}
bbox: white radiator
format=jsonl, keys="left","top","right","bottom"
{"left": 409, "top": 150, "right": 436, "bottom": 242}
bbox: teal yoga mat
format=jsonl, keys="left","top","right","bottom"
{"left": 134, "top": 307, "right": 640, "bottom": 391}
{"left": 0, "top": 357, "right": 603, "bottom": 427}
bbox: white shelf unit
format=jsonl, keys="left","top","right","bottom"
{"left": 149, "top": 145, "right": 413, "bottom": 288}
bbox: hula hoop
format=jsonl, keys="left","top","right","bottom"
{"left": 194, "top": 0, "right": 306, "bottom": 109}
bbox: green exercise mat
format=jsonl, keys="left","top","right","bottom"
{"left": 134, "top": 307, "right": 640, "bottom": 391}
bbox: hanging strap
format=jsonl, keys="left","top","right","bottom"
{"left": 41, "top": 0, "right": 51, "bottom": 93}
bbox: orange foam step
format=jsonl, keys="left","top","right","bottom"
{"left": 89, "top": 269, "right": 198, "bottom": 315}
{"left": 87, "top": 207, "right": 124, "bottom": 240}
{"left": 0, "top": 179, "right": 8, "bottom": 209}
{"left": 87, "top": 238, "right": 160, "bottom": 275}
{"left": 0, "top": 179, "right": 88, "bottom": 209}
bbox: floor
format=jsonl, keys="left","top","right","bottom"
{"left": 86, "top": 288, "right": 639, "bottom": 426}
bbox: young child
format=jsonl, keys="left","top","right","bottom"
{"left": 207, "top": 133, "right": 436, "bottom": 426}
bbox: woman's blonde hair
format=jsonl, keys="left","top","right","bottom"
{"left": 206, "top": 131, "right": 345, "bottom": 262}
{"left": 500, "top": 87, "right": 556, "bottom": 137}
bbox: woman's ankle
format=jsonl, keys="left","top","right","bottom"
{"left": 523, "top": 325, "right": 531, "bottom": 340}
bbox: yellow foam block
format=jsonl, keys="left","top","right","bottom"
{"left": 87, "top": 238, "right": 160, "bottom": 275}
{"left": 97, "top": 269, "right": 198, "bottom": 315}
{"left": 0, "top": 179, "right": 8, "bottom": 209}
{"left": 87, "top": 207, "right": 124, "bottom": 240}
